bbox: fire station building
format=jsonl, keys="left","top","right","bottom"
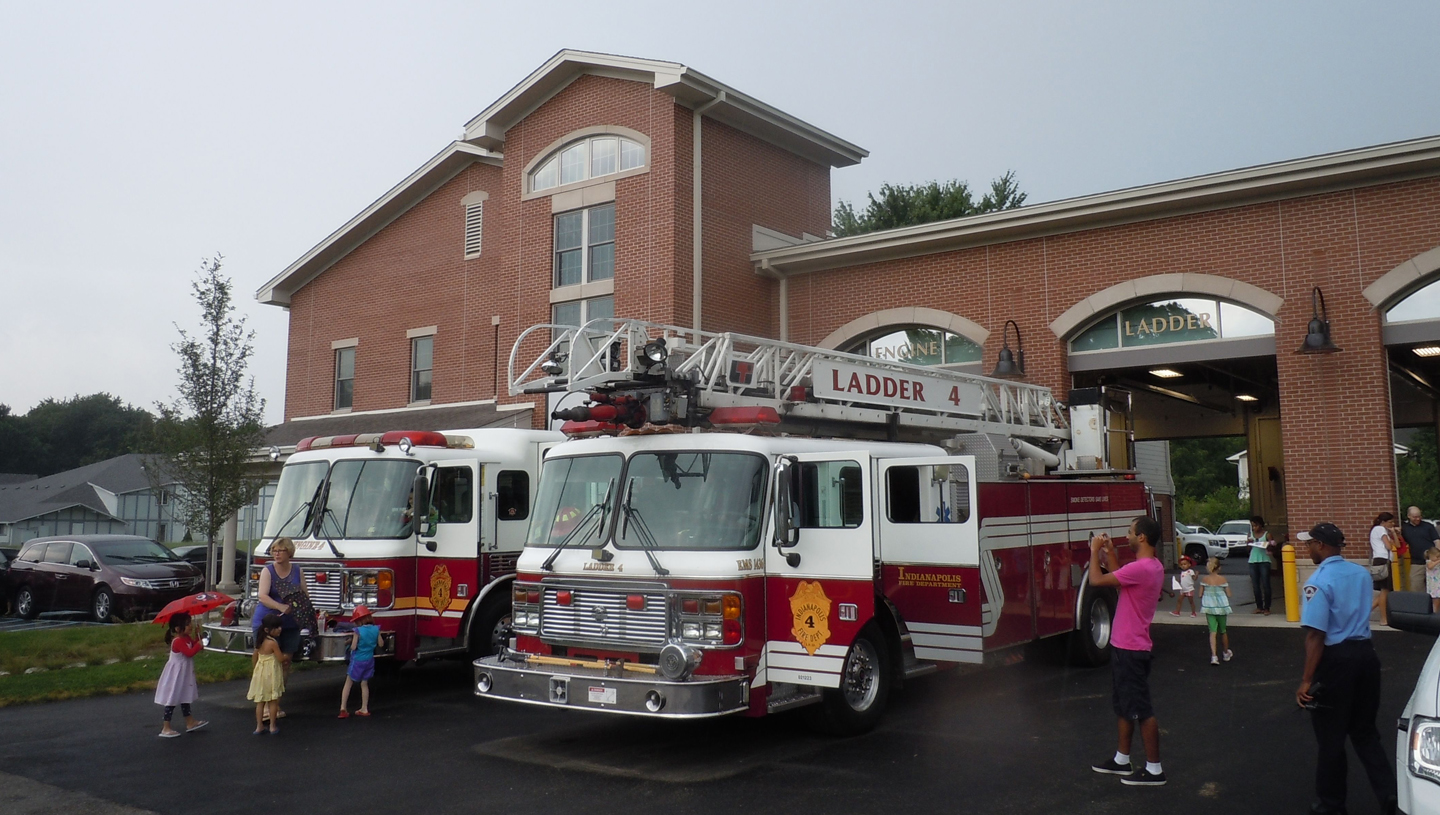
{"left": 257, "top": 50, "right": 1440, "bottom": 555}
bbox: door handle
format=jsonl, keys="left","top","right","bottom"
{"left": 56, "top": 574, "right": 68, "bottom": 580}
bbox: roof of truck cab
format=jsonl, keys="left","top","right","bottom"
{"left": 544, "top": 433, "right": 946, "bottom": 459}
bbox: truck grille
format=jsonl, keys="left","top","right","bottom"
{"left": 540, "top": 588, "right": 668, "bottom": 648}
{"left": 303, "top": 569, "right": 343, "bottom": 610}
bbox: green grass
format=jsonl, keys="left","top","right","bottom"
{"left": 0, "top": 623, "right": 255, "bottom": 707}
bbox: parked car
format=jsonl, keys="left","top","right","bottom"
{"left": 1214, "top": 519, "right": 1254, "bottom": 558}
{"left": 171, "top": 544, "right": 250, "bottom": 585}
{"left": 7, "top": 535, "right": 204, "bottom": 622}
{"left": 1174, "top": 522, "right": 1229, "bottom": 563}
{"left": 1389, "top": 593, "right": 1440, "bottom": 813}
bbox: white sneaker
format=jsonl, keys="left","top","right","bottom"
{"left": 1222, "top": 650, "right": 1234, "bottom": 662}
{"left": 1210, "top": 655, "right": 1220, "bottom": 665}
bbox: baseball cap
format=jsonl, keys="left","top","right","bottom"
{"left": 1297, "top": 522, "right": 1344, "bottom": 547}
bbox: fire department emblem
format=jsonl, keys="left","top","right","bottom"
{"left": 430, "top": 564, "right": 453, "bottom": 615}
{"left": 789, "top": 581, "right": 832, "bottom": 655}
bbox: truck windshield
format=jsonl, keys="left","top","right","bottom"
{"left": 318, "top": 460, "right": 418, "bottom": 540}
{"left": 617, "top": 452, "right": 767, "bottom": 551}
{"left": 263, "top": 461, "right": 330, "bottom": 539}
{"left": 526, "top": 454, "right": 622, "bottom": 547}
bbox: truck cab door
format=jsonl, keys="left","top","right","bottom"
{"left": 416, "top": 459, "right": 481, "bottom": 642}
{"left": 764, "top": 452, "right": 874, "bottom": 689}
{"left": 875, "top": 456, "right": 982, "bottom": 664}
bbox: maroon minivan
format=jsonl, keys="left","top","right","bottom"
{"left": 7, "top": 535, "right": 204, "bottom": 622}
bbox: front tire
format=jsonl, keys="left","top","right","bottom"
{"left": 15, "top": 586, "right": 39, "bottom": 620}
{"left": 1184, "top": 544, "right": 1207, "bottom": 564}
{"left": 92, "top": 587, "right": 115, "bottom": 623}
{"left": 467, "top": 595, "right": 511, "bottom": 661}
{"left": 807, "top": 625, "right": 891, "bottom": 736}
{"left": 1069, "top": 586, "right": 1115, "bottom": 667}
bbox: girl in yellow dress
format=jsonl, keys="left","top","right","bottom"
{"left": 248, "top": 614, "right": 288, "bottom": 735}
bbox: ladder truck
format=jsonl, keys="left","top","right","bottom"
{"left": 473, "top": 319, "right": 1151, "bottom": 734}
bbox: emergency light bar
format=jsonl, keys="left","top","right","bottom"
{"left": 294, "top": 430, "right": 474, "bottom": 452}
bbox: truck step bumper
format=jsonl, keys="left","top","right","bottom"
{"left": 472, "top": 655, "right": 748, "bottom": 719}
{"left": 201, "top": 623, "right": 394, "bottom": 663}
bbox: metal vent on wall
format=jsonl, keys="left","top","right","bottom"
{"left": 464, "top": 202, "right": 483, "bottom": 257}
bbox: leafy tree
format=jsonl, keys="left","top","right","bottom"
{"left": 1177, "top": 486, "right": 1250, "bottom": 532}
{"left": 0, "top": 395, "right": 154, "bottom": 477}
{"left": 150, "top": 256, "right": 266, "bottom": 589}
{"left": 1399, "top": 427, "right": 1439, "bottom": 517}
{"left": 832, "top": 171, "right": 1028, "bottom": 237}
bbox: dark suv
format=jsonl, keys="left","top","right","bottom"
{"left": 8, "top": 535, "right": 204, "bottom": 622}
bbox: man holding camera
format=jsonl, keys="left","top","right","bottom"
{"left": 1296, "top": 521, "right": 1395, "bottom": 815}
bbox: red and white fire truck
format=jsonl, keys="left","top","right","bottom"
{"left": 203, "top": 427, "right": 561, "bottom": 664}
{"left": 473, "top": 320, "right": 1151, "bottom": 733}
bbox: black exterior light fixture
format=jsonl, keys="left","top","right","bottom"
{"left": 990, "top": 320, "right": 1025, "bottom": 379}
{"left": 1295, "top": 286, "right": 1342, "bottom": 355}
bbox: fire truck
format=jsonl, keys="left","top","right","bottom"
{"left": 472, "top": 320, "right": 1151, "bottom": 734}
{"left": 202, "top": 427, "right": 561, "bottom": 664}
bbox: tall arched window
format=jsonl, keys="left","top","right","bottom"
{"left": 1386, "top": 278, "right": 1440, "bottom": 324}
{"left": 1069, "top": 297, "right": 1274, "bottom": 353}
{"left": 530, "top": 134, "right": 646, "bottom": 193}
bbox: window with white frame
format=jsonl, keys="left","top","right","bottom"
{"left": 552, "top": 296, "right": 614, "bottom": 334}
{"left": 531, "top": 135, "right": 646, "bottom": 193}
{"left": 334, "top": 347, "right": 355, "bottom": 410}
{"left": 554, "top": 204, "right": 615, "bottom": 287}
{"left": 411, "top": 336, "right": 433, "bottom": 403}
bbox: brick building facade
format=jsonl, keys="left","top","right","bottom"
{"left": 258, "top": 50, "right": 1440, "bottom": 557}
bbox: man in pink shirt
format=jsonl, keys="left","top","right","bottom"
{"left": 1087, "top": 515, "right": 1167, "bottom": 786}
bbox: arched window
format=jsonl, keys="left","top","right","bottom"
{"left": 1386, "top": 278, "right": 1440, "bottom": 324}
{"left": 530, "top": 134, "right": 646, "bottom": 193}
{"left": 1069, "top": 297, "right": 1274, "bottom": 353}
{"left": 849, "top": 327, "right": 982, "bottom": 367}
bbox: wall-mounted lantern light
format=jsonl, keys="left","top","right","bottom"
{"left": 990, "top": 320, "right": 1025, "bottom": 379}
{"left": 1296, "top": 286, "right": 1341, "bottom": 355}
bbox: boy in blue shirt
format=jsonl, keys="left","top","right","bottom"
{"left": 338, "top": 605, "right": 383, "bottom": 718}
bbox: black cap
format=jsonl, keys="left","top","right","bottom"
{"left": 1297, "top": 522, "right": 1344, "bottom": 547}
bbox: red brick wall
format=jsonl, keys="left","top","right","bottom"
{"left": 700, "top": 117, "right": 832, "bottom": 337}
{"left": 786, "top": 177, "right": 1440, "bottom": 557}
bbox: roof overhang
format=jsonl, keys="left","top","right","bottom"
{"left": 463, "top": 49, "right": 867, "bottom": 169}
{"left": 753, "top": 134, "right": 1440, "bottom": 277}
{"left": 256, "top": 141, "right": 502, "bottom": 306}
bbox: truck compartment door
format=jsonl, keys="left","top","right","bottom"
{"left": 875, "top": 456, "right": 982, "bottom": 664}
{"left": 764, "top": 452, "right": 875, "bottom": 689}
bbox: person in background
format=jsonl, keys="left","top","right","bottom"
{"left": 154, "top": 612, "right": 207, "bottom": 738}
{"left": 254, "top": 536, "right": 305, "bottom": 721}
{"left": 1426, "top": 547, "right": 1440, "bottom": 613}
{"left": 1369, "top": 513, "right": 1399, "bottom": 626}
{"left": 338, "top": 605, "right": 383, "bottom": 718}
{"left": 1247, "top": 515, "right": 1274, "bottom": 615}
{"left": 1296, "top": 522, "right": 1395, "bottom": 815}
{"left": 1088, "top": 516, "right": 1167, "bottom": 787}
{"left": 1199, "top": 557, "right": 1233, "bottom": 665}
{"left": 248, "top": 614, "right": 288, "bottom": 736}
{"left": 1401, "top": 506, "right": 1440, "bottom": 592}
{"left": 1169, "top": 555, "right": 1197, "bottom": 617}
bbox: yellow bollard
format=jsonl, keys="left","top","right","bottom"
{"left": 1399, "top": 550, "right": 1412, "bottom": 592}
{"left": 1283, "top": 543, "right": 1301, "bottom": 623}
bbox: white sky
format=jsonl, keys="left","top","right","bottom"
{"left": 2, "top": 1, "right": 1438, "bottom": 425}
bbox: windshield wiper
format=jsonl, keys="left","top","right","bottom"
{"left": 541, "top": 479, "right": 614, "bottom": 572}
{"left": 311, "top": 484, "right": 346, "bottom": 560}
{"left": 619, "top": 480, "right": 669, "bottom": 576}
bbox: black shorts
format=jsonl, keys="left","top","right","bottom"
{"left": 1111, "top": 647, "right": 1154, "bottom": 721}
{"left": 276, "top": 627, "right": 301, "bottom": 656}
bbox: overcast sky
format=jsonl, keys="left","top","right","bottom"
{"left": 2, "top": 2, "right": 1438, "bottom": 425}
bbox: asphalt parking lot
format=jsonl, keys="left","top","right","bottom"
{"left": 0, "top": 624, "right": 1432, "bottom": 815}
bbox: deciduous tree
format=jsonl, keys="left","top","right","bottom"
{"left": 832, "top": 171, "right": 1028, "bottom": 237}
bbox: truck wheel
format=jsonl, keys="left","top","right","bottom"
{"left": 807, "top": 625, "right": 891, "bottom": 736}
{"left": 1069, "top": 587, "right": 1114, "bottom": 667}
{"left": 1184, "top": 544, "right": 1207, "bottom": 564}
{"left": 467, "top": 595, "right": 511, "bottom": 661}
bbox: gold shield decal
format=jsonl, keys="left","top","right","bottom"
{"left": 430, "top": 564, "right": 453, "bottom": 615}
{"left": 789, "top": 580, "right": 832, "bottom": 655}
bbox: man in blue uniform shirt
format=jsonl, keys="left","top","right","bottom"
{"left": 1296, "top": 522, "right": 1396, "bottom": 815}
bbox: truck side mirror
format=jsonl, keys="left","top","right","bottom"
{"left": 413, "top": 469, "right": 431, "bottom": 528}
{"left": 772, "top": 456, "right": 799, "bottom": 552}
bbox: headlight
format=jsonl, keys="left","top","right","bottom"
{"left": 120, "top": 577, "right": 154, "bottom": 589}
{"left": 1411, "top": 716, "right": 1440, "bottom": 783}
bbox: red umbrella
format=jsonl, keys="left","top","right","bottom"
{"left": 152, "top": 592, "right": 234, "bottom": 625}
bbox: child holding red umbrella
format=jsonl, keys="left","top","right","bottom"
{"left": 338, "top": 605, "right": 382, "bottom": 718}
{"left": 155, "top": 613, "right": 207, "bottom": 738}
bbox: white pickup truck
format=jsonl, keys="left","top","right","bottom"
{"left": 1174, "top": 523, "right": 1230, "bottom": 563}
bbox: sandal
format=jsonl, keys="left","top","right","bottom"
{"left": 356, "top": 710, "right": 371, "bottom": 717}
{"left": 159, "top": 731, "right": 182, "bottom": 739}
{"left": 252, "top": 729, "right": 266, "bottom": 736}
{"left": 186, "top": 721, "right": 209, "bottom": 733}
{"left": 338, "top": 710, "right": 350, "bottom": 719}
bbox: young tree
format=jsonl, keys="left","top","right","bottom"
{"left": 832, "top": 171, "right": 1028, "bottom": 237}
{"left": 151, "top": 256, "right": 266, "bottom": 590}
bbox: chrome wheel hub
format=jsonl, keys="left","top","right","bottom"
{"left": 841, "top": 639, "right": 880, "bottom": 711}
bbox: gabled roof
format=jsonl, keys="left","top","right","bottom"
{"left": 256, "top": 141, "right": 501, "bottom": 306}
{"left": 753, "top": 134, "right": 1440, "bottom": 276}
{"left": 0, "top": 454, "right": 167, "bottom": 525}
{"left": 463, "top": 49, "right": 866, "bottom": 169}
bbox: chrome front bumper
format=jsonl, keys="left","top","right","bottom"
{"left": 472, "top": 654, "right": 749, "bottom": 718}
{"left": 201, "top": 623, "right": 394, "bottom": 663}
